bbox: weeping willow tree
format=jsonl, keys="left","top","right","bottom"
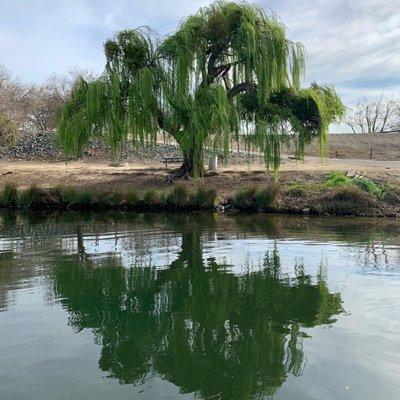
{"left": 58, "top": 1, "right": 345, "bottom": 177}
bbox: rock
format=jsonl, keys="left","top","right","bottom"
{"left": 301, "top": 208, "right": 311, "bottom": 214}
{"left": 346, "top": 171, "right": 356, "bottom": 178}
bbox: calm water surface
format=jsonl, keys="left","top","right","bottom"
{"left": 0, "top": 212, "right": 399, "bottom": 400}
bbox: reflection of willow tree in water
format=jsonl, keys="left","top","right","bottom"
{"left": 53, "top": 220, "right": 342, "bottom": 400}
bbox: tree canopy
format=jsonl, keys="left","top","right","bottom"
{"left": 58, "top": 1, "right": 345, "bottom": 176}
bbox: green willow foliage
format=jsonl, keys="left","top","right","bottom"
{"left": 58, "top": 1, "right": 345, "bottom": 176}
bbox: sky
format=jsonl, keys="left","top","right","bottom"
{"left": 0, "top": 0, "right": 399, "bottom": 111}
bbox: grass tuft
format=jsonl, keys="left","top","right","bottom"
{"left": 254, "top": 184, "right": 279, "bottom": 208}
{"left": 168, "top": 183, "right": 190, "bottom": 207}
{"left": 234, "top": 184, "right": 278, "bottom": 210}
{"left": 312, "top": 185, "right": 378, "bottom": 216}
{"left": 19, "top": 185, "right": 54, "bottom": 209}
{"left": 144, "top": 188, "right": 164, "bottom": 206}
{"left": 60, "top": 187, "right": 78, "bottom": 204}
{"left": 194, "top": 186, "right": 218, "bottom": 209}
{"left": 234, "top": 186, "right": 258, "bottom": 210}
{"left": 100, "top": 190, "right": 124, "bottom": 208}
{"left": 1, "top": 182, "right": 18, "bottom": 208}
{"left": 49, "top": 186, "right": 92, "bottom": 206}
{"left": 76, "top": 190, "right": 92, "bottom": 205}
{"left": 125, "top": 189, "right": 140, "bottom": 206}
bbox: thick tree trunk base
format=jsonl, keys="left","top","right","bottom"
{"left": 169, "top": 165, "right": 195, "bottom": 180}
{"left": 169, "top": 160, "right": 204, "bottom": 179}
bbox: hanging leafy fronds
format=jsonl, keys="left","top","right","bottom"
{"left": 58, "top": 1, "right": 344, "bottom": 176}
{"left": 58, "top": 77, "right": 91, "bottom": 157}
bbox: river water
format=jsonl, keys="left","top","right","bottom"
{"left": 0, "top": 212, "right": 399, "bottom": 400}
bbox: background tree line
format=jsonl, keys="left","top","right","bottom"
{"left": 1, "top": 69, "right": 400, "bottom": 150}
{"left": 0, "top": 63, "right": 91, "bottom": 146}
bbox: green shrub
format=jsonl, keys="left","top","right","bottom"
{"left": 325, "top": 171, "right": 350, "bottom": 187}
{"left": 325, "top": 172, "right": 386, "bottom": 199}
{"left": 1, "top": 182, "right": 18, "bottom": 208}
{"left": 125, "top": 189, "right": 140, "bottom": 206}
{"left": 353, "top": 177, "right": 385, "bottom": 199}
{"left": 254, "top": 184, "right": 279, "bottom": 208}
{"left": 168, "top": 183, "right": 190, "bottom": 207}
{"left": 234, "top": 186, "right": 258, "bottom": 209}
{"left": 194, "top": 186, "right": 217, "bottom": 209}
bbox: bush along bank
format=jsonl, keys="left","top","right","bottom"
{"left": 0, "top": 183, "right": 219, "bottom": 212}
{"left": 0, "top": 173, "right": 399, "bottom": 216}
{"left": 280, "top": 172, "right": 395, "bottom": 216}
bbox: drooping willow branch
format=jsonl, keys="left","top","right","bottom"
{"left": 58, "top": 1, "right": 345, "bottom": 176}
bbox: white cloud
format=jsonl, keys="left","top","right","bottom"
{"left": 267, "top": 0, "right": 400, "bottom": 105}
{"left": 0, "top": 0, "right": 398, "bottom": 107}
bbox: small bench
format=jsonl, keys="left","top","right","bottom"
{"left": 162, "top": 157, "right": 182, "bottom": 168}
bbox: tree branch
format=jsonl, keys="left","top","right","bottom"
{"left": 227, "top": 82, "right": 257, "bottom": 100}
{"left": 157, "top": 108, "right": 183, "bottom": 141}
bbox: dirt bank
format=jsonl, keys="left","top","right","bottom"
{"left": 2, "top": 158, "right": 400, "bottom": 194}
{"left": 287, "top": 132, "right": 400, "bottom": 160}
{"left": 1, "top": 157, "right": 400, "bottom": 206}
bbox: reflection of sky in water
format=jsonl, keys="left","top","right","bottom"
{"left": 59, "top": 232, "right": 400, "bottom": 284}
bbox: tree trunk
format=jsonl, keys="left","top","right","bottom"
{"left": 176, "top": 144, "right": 204, "bottom": 178}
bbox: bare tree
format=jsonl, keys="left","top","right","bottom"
{"left": 0, "top": 64, "right": 30, "bottom": 127}
{"left": 345, "top": 95, "right": 399, "bottom": 133}
{"left": 393, "top": 100, "right": 400, "bottom": 131}
{"left": 0, "top": 64, "right": 94, "bottom": 132}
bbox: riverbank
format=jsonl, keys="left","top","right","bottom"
{"left": 1, "top": 170, "right": 399, "bottom": 216}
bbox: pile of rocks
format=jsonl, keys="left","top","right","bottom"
{"left": 0, "top": 130, "right": 259, "bottom": 164}
{"left": 0, "top": 130, "right": 184, "bottom": 162}
{"left": 0, "top": 131, "right": 62, "bottom": 160}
